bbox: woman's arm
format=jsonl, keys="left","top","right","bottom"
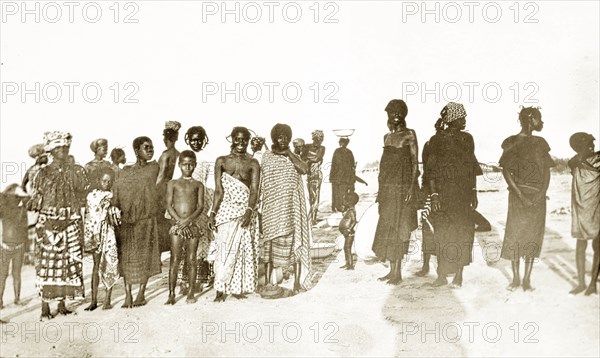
{"left": 208, "top": 157, "right": 225, "bottom": 230}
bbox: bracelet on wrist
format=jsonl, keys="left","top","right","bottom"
{"left": 430, "top": 193, "right": 439, "bottom": 197}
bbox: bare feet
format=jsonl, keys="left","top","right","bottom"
{"left": 584, "top": 284, "right": 597, "bottom": 296}
{"left": 40, "top": 304, "right": 54, "bottom": 321}
{"left": 121, "top": 297, "right": 133, "bottom": 309}
{"left": 232, "top": 293, "right": 247, "bottom": 300}
{"left": 339, "top": 264, "right": 348, "bottom": 269}
{"left": 84, "top": 303, "right": 98, "bottom": 311}
{"left": 57, "top": 302, "right": 72, "bottom": 315}
{"left": 186, "top": 295, "right": 198, "bottom": 304}
{"left": 378, "top": 273, "right": 392, "bottom": 282}
{"left": 451, "top": 276, "right": 463, "bottom": 288}
{"left": 569, "top": 284, "right": 587, "bottom": 295}
{"left": 414, "top": 269, "right": 429, "bottom": 277}
{"left": 387, "top": 277, "right": 402, "bottom": 285}
{"left": 133, "top": 298, "right": 146, "bottom": 307}
{"left": 13, "top": 299, "right": 27, "bottom": 306}
{"left": 506, "top": 282, "right": 521, "bottom": 291}
{"left": 102, "top": 302, "right": 113, "bottom": 310}
{"left": 214, "top": 291, "right": 225, "bottom": 302}
{"left": 165, "top": 295, "right": 176, "bottom": 305}
{"left": 522, "top": 281, "right": 535, "bottom": 292}
{"left": 432, "top": 277, "right": 448, "bottom": 287}
{"left": 346, "top": 265, "right": 355, "bottom": 270}
{"left": 448, "top": 282, "right": 462, "bottom": 289}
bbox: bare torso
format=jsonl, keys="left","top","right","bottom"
{"left": 169, "top": 178, "right": 202, "bottom": 219}
{"left": 220, "top": 153, "right": 259, "bottom": 188}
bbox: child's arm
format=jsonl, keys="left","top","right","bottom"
{"left": 166, "top": 180, "right": 181, "bottom": 222}
{"left": 349, "top": 209, "right": 357, "bottom": 233}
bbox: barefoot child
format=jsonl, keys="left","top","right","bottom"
{"left": 83, "top": 168, "right": 121, "bottom": 310}
{"left": 339, "top": 192, "right": 359, "bottom": 270}
{"left": 0, "top": 185, "right": 29, "bottom": 310}
{"left": 165, "top": 150, "right": 204, "bottom": 304}
{"left": 567, "top": 132, "right": 600, "bottom": 295}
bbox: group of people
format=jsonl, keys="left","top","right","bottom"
{"left": 363, "top": 99, "right": 599, "bottom": 296}
{"left": 0, "top": 99, "right": 598, "bottom": 323}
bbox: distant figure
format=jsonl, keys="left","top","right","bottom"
{"left": 110, "top": 147, "right": 126, "bottom": 175}
{"left": 85, "top": 138, "right": 114, "bottom": 191}
{"left": 165, "top": 150, "right": 204, "bottom": 305}
{"left": 426, "top": 102, "right": 481, "bottom": 288}
{"left": 83, "top": 168, "right": 120, "bottom": 311}
{"left": 303, "top": 130, "right": 326, "bottom": 225}
{"left": 330, "top": 137, "right": 356, "bottom": 212}
{"left": 567, "top": 132, "right": 600, "bottom": 295}
{"left": 251, "top": 136, "right": 268, "bottom": 164}
{"left": 339, "top": 191, "right": 359, "bottom": 270}
{"left": 157, "top": 121, "right": 182, "bottom": 253}
{"left": 500, "top": 106, "right": 555, "bottom": 292}
{"left": 112, "top": 136, "right": 161, "bottom": 308}
{"left": 372, "top": 99, "right": 419, "bottom": 285}
{"left": 22, "top": 144, "right": 48, "bottom": 265}
{"left": 208, "top": 127, "right": 260, "bottom": 302}
{"left": 0, "top": 184, "right": 29, "bottom": 310}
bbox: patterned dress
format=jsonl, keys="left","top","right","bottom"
{"left": 213, "top": 173, "right": 259, "bottom": 294}
{"left": 112, "top": 162, "right": 161, "bottom": 284}
{"left": 28, "top": 162, "right": 88, "bottom": 301}
{"left": 260, "top": 151, "right": 313, "bottom": 290}
{"left": 84, "top": 159, "right": 115, "bottom": 191}
{"left": 84, "top": 189, "right": 120, "bottom": 289}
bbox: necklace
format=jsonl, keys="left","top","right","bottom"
{"left": 182, "top": 176, "right": 193, "bottom": 180}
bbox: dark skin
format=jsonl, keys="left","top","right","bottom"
{"left": 122, "top": 140, "right": 155, "bottom": 309}
{"left": 264, "top": 132, "right": 308, "bottom": 294}
{"left": 430, "top": 117, "right": 478, "bottom": 288}
{"left": 22, "top": 154, "right": 48, "bottom": 190}
{"left": 165, "top": 157, "right": 204, "bottom": 305}
{"left": 339, "top": 196, "right": 357, "bottom": 270}
{"left": 377, "top": 111, "right": 419, "bottom": 285}
{"left": 0, "top": 193, "right": 28, "bottom": 309}
{"left": 157, "top": 135, "right": 180, "bottom": 186}
{"left": 208, "top": 131, "right": 260, "bottom": 302}
{"left": 304, "top": 135, "right": 325, "bottom": 224}
{"left": 84, "top": 173, "right": 117, "bottom": 311}
{"left": 501, "top": 114, "right": 549, "bottom": 292}
{"left": 38, "top": 146, "right": 76, "bottom": 320}
{"left": 569, "top": 137, "right": 600, "bottom": 295}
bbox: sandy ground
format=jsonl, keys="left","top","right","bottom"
{"left": 1, "top": 173, "right": 599, "bottom": 357}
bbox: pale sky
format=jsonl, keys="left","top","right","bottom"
{"left": 1, "top": 0, "right": 599, "bottom": 190}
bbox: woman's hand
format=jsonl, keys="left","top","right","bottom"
{"left": 517, "top": 191, "right": 534, "bottom": 207}
{"left": 431, "top": 195, "right": 441, "bottom": 212}
{"left": 470, "top": 191, "right": 478, "bottom": 210}
{"left": 241, "top": 210, "right": 252, "bottom": 228}
{"left": 207, "top": 213, "right": 217, "bottom": 231}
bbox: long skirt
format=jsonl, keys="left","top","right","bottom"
{"left": 501, "top": 189, "right": 546, "bottom": 260}
{"left": 118, "top": 217, "right": 161, "bottom": 284}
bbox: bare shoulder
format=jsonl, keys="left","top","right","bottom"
{"left": 404, "top": 128, "right": 417, "bottom": 139}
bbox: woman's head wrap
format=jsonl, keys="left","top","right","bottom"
{"left": 440, "top": 102, "right": 467, "bottom": 124}
{"left": 89, "top": 138, "right": 108, "bottom": 153}
{"left": 28, "top": 144, "right": 45, "bottom": 159}
{"left": 44, "top": 131, "right": 72, "bottom": 152}
{"left": 165, "top": 121, "right": 182, "bottom": 132}
{"left": 251, "top": 136, "right": 266, "bottom": 147}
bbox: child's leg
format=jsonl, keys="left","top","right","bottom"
{"left": 102, "top": 287, "right": 113, "bottom": 309}
{"left": 506, "top": 259, "right": 521, "bottom": 291}
{"left": 585, "top": 237, "right": 599, "bottom": 295}
{"left": 85, "top": 252, "right": 101, "bottom": 310}
{"left": 570, "top": 240, "right": 588, "bottom": 294}
{"left": 12, "top": 246, "right": 25, "bottom": 305}
{"left": 0, "top": 249, "right": 10, "bottom": 308}
{"left": 340, "top": 234, "right": 349, "bottom": 269}
{"left": 346, "top": 234, "right": 355, "bottom": 269}
{"left": 166, "top": 233, "right": 183, "bottom": 305}
{"left": 522, "top": 257, "right": 535, "bottom": 291}
{"left": 186, "top": 237, "right": 199, "bottom": 303}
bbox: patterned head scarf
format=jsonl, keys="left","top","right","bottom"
{"left": 165, "top": 121, "right": 182, "bottom": 132}
{"left": 311, "top": 130, "right": 324, "bottom": 141}
{"left": 44, "top": 131, "right": 72, "bottom": 152}
{"left": 440, "top": 102, "right": 467, "bottom": 124}
{"left": 89, "top": 138, "right": 108, "bottom": 153}
{"left": 28, "top": 143, "right": 45, "bottom": 158}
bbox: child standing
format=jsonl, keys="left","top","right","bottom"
{"left": 83, "top": 168, "right": 121, "bottom": 310}
{"left": 165, "top": 151, "right": 204, "bottom": 304}
{"left": 339, "top": 192, "right": 359, "bottom": 270}
{"left": 568, "top": 132, "right": 600, "bottom": 295}
{"left": 0, "top": 184, "right": 29, "bottom": 310}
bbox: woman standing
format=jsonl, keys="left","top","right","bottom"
{"left": 500, "top": 106, "right": 554, "bottom": 291}
{"left": 85, "top": 138, "right": 114, "bottom": 191}
{"left": 330, "top": 137, "right": 356, "bottom": 212}
{"left": 372, "top": 99, "right": 419, "bottom": 285}
{"left": 304, "top": 130, "right": 326, "bottom": 225}
{"left": 426, "top": 102, "right": 482, "bottom": 288}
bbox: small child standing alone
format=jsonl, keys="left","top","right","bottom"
{"left": 339, "top": 191, "right": 359, "bottom": 270}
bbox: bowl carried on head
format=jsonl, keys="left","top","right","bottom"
{"left": 333, "top": 129, "right": 355, "bottom": 138}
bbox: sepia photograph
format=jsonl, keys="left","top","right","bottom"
{"left": 0, "top": 1, "right": 598, "bottom": 356}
